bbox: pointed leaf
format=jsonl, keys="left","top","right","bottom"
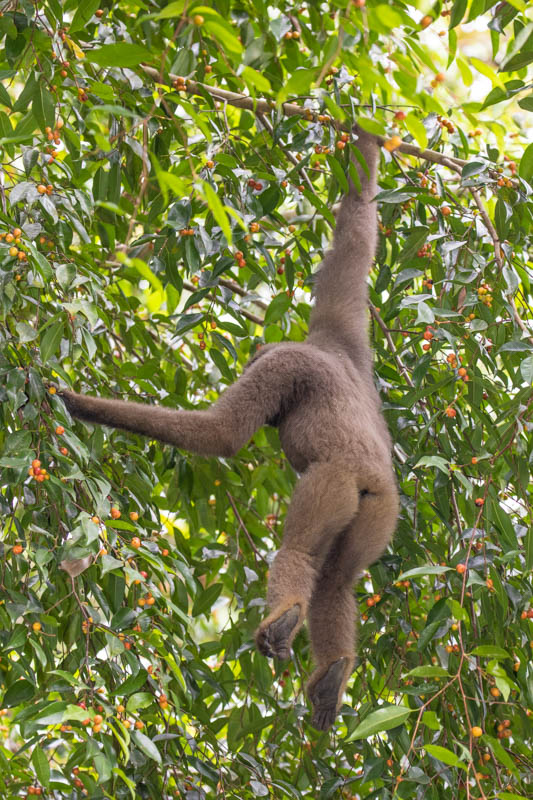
{"left": 346, "top": 705, "right": 411, "bottom": 740}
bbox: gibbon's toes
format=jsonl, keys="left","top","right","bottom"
{"left": 308, "top": 657, "right": 350, "bottom": 731}
{"left": 255, "top": 604, "right": 301, "bottom": 660}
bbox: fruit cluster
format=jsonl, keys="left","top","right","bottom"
{"left": 477, "top": 284, "right": 493, "bottom": 308}
{"left": 0, "top": 227, "right": 27, "bottom": 262}
{"left": 172, "top": 76, "right": 187, "bottom": 91}
{"left": 437, "top": 115, "right": 455, "bottom": 133}
{"left": 28, "top": 459, "right": 50, "bottom": 482}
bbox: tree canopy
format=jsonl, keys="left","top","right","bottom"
{"left": 0, "top": 0, "right": 532, "bottom": 798}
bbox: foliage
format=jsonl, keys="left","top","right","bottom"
{"left": 0, "top": 0, "right": 532, "bottom": 798}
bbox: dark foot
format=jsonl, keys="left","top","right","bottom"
{"left": 308, "top": 657, "right": 350, "bottom": 731}
{"left": 255, "top": 604, "right": 301, "bottom": 660}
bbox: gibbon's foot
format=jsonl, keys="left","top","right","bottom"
{"left": 255, "top": 604, "right": 302, "bottom": 660}
{"left": 308, "top": 657, "right": 351, "bottom": 731}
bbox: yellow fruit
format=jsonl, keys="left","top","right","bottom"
{"left": 193, "top": 14, "right": 204, "bottom": 25}
{"left": 384, "top": 136, "right": 402, "bottom": 152}
{"left": 472, "top": 726, "right": 483, "bottom": 737}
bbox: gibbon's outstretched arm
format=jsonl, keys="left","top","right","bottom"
{"left": 307, "top": 125, "right": 379, "bottom": 359}
{"left": 60, "top": 347, "right": 296, "bottom": 457}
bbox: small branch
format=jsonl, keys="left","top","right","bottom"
{"left": 469, "top": 187, "right": 503, "bottom": 267}
{"left": 370, "top": 303, "right": 414, "bottom": 389}
{"left": 183, "top": 280, "right": 264, "bottom": 325}
{"left": 218, "top": 277, "right": 268, "bottom": 309}
{"left": 256, "top": 110, "right": 315, "bottom": 193}
{"left": 226, "top": 491, "right": 266, "bottom": 561}
{"left": 470, "top": 187, "right": 533, "bottom": 345}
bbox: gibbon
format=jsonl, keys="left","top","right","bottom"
{"left": 60, "top": 125, "right": 399, "bottom": 731}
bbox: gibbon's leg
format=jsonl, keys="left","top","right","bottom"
{"left": 59, "top": 354, "right": 290, "bottom": 459}
{"left": 255, "top": 461, "right": 361, "bottom": 660}
{"left": 306, "top": 482, "right": 399, "bottom": 730}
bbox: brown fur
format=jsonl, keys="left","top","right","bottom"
{"left": 60, "top": 126, "right": 399, "bottom": 731}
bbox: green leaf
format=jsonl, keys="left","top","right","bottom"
{"left": 405, "top": 666, "right": 450, "bottom": 678}
{"left": 16, "top": 321, "right": 38, "bottom": 342}
{"left": 278, "top": 68, "right": 316, "bottom": 103}
{"left": 422, "top": 711, "right": 441, "bottom": 731}
{"left": 346, "top": 705, "right": 411, "bottom": 740}
{"left": 155, "top": 1, "right": 186, "bottom": 18}
{"left": 414, "top": 456, "right": 449, "bottom": 475}
{"left": 470, "top": 646, "right": 511, "bottom": 659}
{"left": 112, "top": 669, "right": 148, "bottom": 697}
{"left": 2, "top": 679, "right": 35, "bottom": 707}
{"left": 210, "top": 348, "right": 234, "bottom": 382}
{"left": 204, "top": 20, "right": 242, "bottom": 56}
{"left": 32, "top": 84, "right": 55, "bottom": 132}
{"left": 398, "top": 565, "right": 452, "bottom": 580}
{"left": 32, "top": 747, "right": 50, "bottom": 787}
{"left": 398, "top": 227, "right": 429, "bottom": 263}
{"left": 449, "top": 0, "right": 468, "bottom": 29}
{"left": 85, "top": 44, "right": 155, "bottom": 67}
{"left": 416, "top": 301, "right": 434, "bottom": 324}
{"left": 192, "top": 582, "right": 223, "bottom": 617}
{"left": 100, "top": 554, "right": 124, "bottom": 577}
{"left": 462, "top": 160, "right": 488, "bottom": 180}
{"left": 326, "top": 154, "right": 349, "bottom": 193}
{"left": 70, "top": 0, "right": 101, "bottom": 32}
{"left": 404, "top": 114, "right": 427, "bottom": 148}
{"left": 241, "top": 66, "right": 272, "bottom": 94}
{"left": 519, "top": 142, "right": 533, "bottom": 183}
{"left": 40, "top": 320, "right": 64, "bottom": 363}
{"left": 202, "top": 181, "right": 232, "bottom": 245}
{"left": 425, "top": 744, "right": 467, "bottom": 770}
{"left": 264, "top": 293, "right": 291, "bottom": 324}
{"left": 27, "top": 244, "right": 53, "bottom": 280}
{"left": 132, "top": 731, "right": 162, "bottom": 763}
{"left": 525, "top": 525, "right": 533, "bottom": 571}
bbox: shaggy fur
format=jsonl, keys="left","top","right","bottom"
{"left": 60, "top": 126, "right": 399, "bottom": 731}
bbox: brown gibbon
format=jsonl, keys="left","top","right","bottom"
{"left": 60, "top": 125, "right": 399, "bottom": 731}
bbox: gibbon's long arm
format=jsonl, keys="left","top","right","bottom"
{"left": 307, "top": 126, "right": 378, "bottom": 358}
{"left": 60, "top": 352, "right": 289, "bottom": 458}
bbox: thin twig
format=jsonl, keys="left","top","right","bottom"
{"left": 225, "top": 491, "right": 266, "bottom": 561}
{"left": 470, "top": 187, "right": 533, "bottom": 345}
{"left": 183, "top": 280, "right": 264, "bottom": 325}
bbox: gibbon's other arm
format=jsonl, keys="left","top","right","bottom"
{"left": 307, "top": 126, "right": 378, "bottom": 357}
{"left": 59, "top": 350, "right": 290, "bottom": 458}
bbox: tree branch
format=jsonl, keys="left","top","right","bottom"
{"left": 469, "top": 187, "right": 533, "bottom": 345}
{"left": 141, "top": 66, "right": 471, "bottom": 172}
